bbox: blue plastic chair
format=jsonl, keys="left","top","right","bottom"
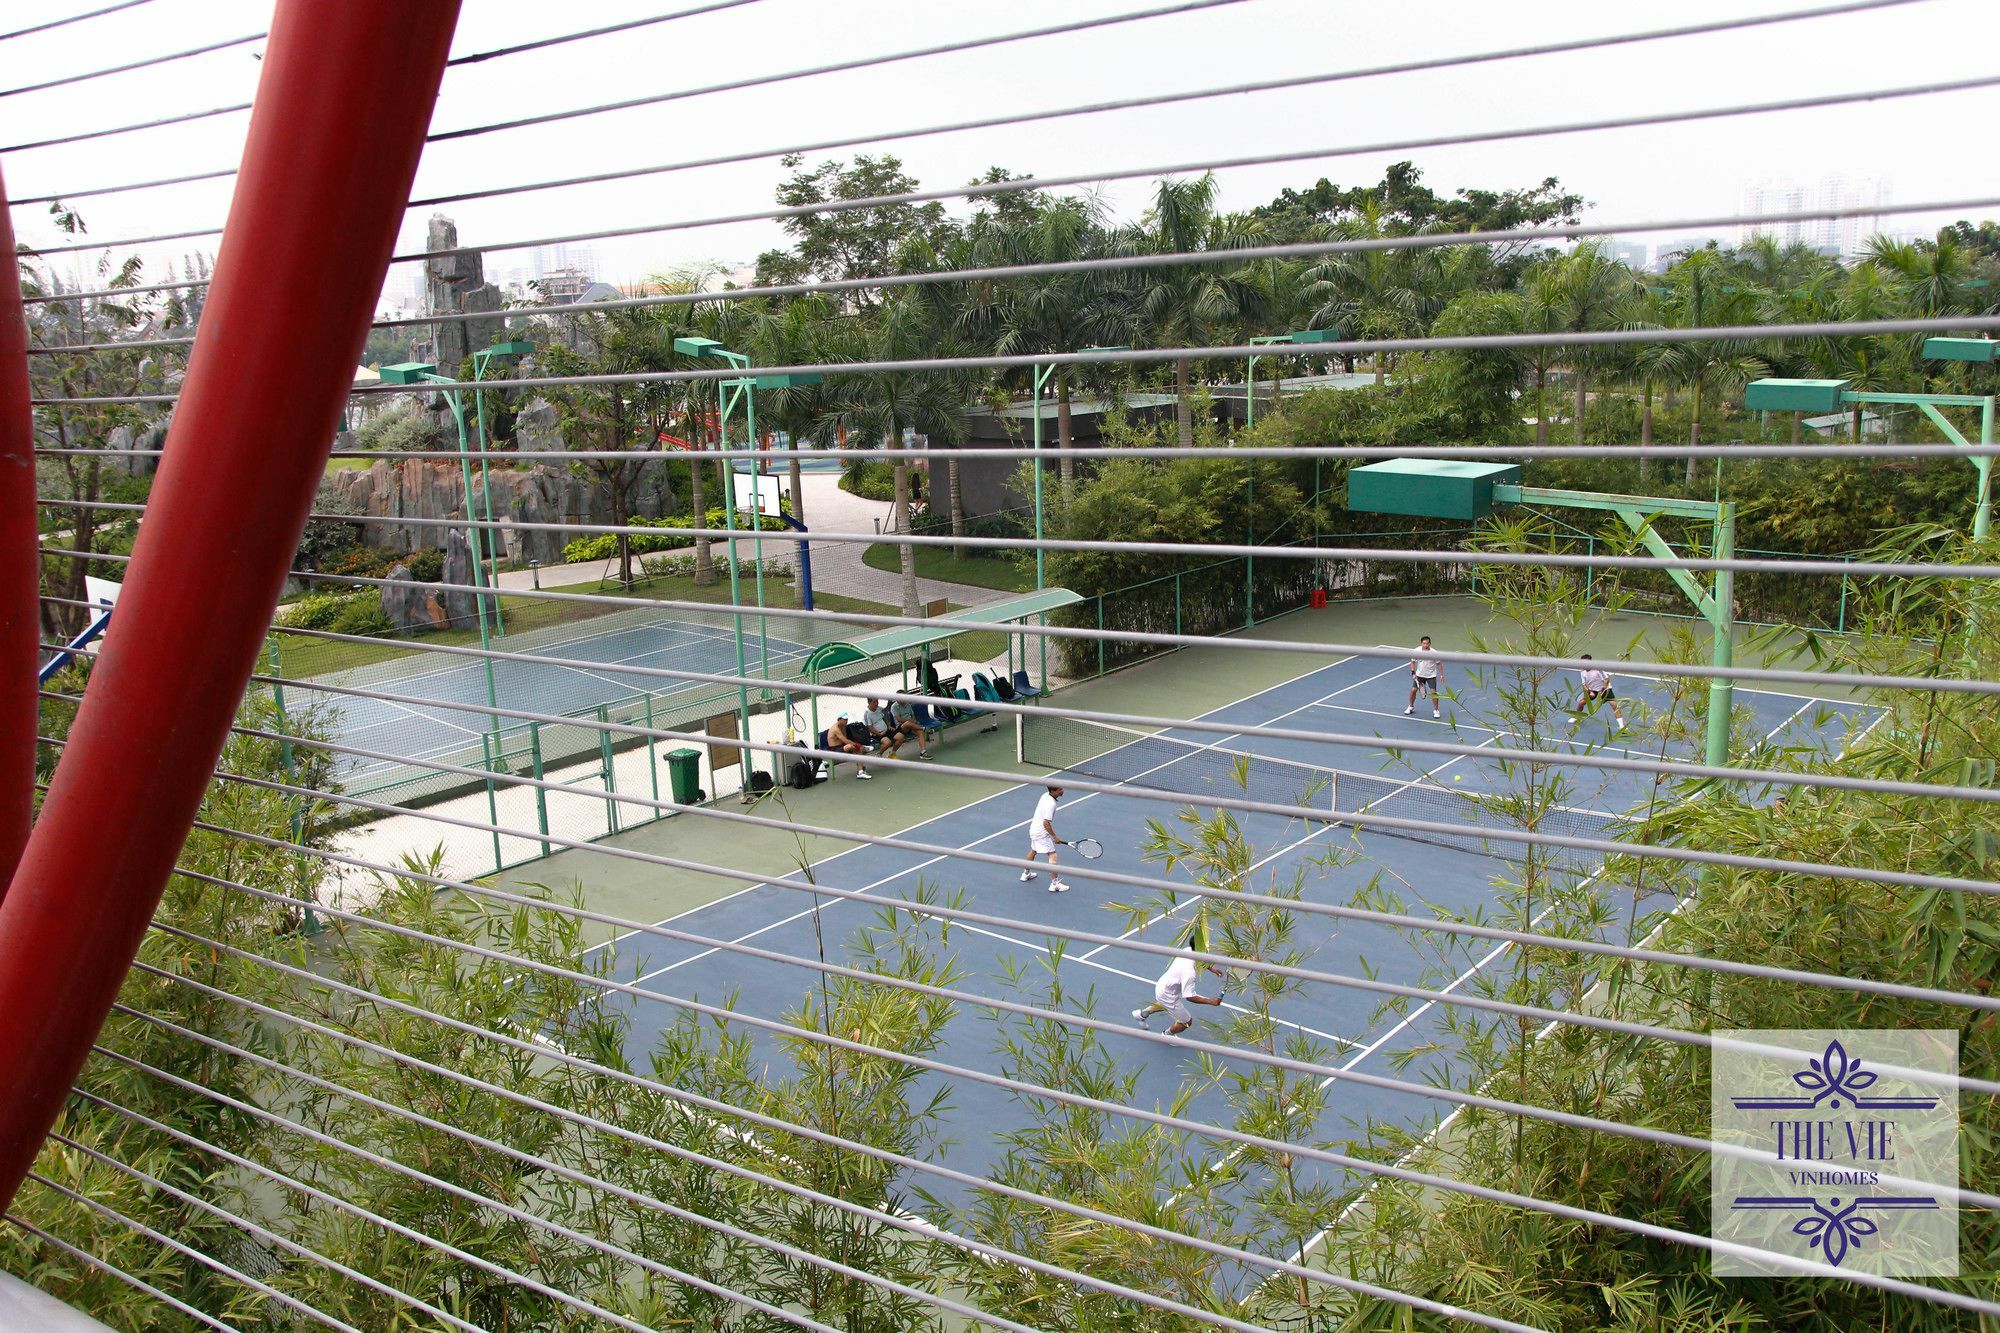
{"left": 1011, "top": 669, "right": 1041, "bottom": 699}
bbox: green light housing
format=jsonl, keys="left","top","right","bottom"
{"left": 1923, "top": 337, "right": 1998, "bottom": 364}
{"left": 1744, "top": 378, "right": 1851, "bottom": 414}
{"left": 379, "top": 361, "right": 439, "bottom": 385}
{"left": 1346, "top": 458, "right": 1522, "bottom": 521}
{"left": 484, "top": 340, "right": 534, "bottom": 358}
{"left": 673, "top": 336, "right": 725, "bottom": 358}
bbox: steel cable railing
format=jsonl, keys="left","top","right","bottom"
{"left": 13, "top": 2, "right": 2000, "bottom": 1325}
{"left": 120, "top": 965, "right": 1520, "bottom": 1331}
{"left": 0, "top": 0, "right": 770, "bottom": 154}
{"left": 146, "top": 824, "right": 2000, "bottom": 1197}
{"left": 22, "top": 62, "right": 2000, "bottom": 258}
{"left": 131, "top": 926, "right": 2000, "bottom": 1319}
{"left": 26, "top": 188, "right": 2000, "bottom": 320}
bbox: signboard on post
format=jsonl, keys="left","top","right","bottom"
{"left": 704, "top": 712, "right": 741, "bottom": 773}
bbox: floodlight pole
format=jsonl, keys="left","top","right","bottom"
{"left": 467, "top": 341, "right": 531, "bottom": 628}
{"left": 679, "top": 338, "right": 761, "bottom": 791}
{"left": 383, "top": 353, "right": 525, "bottom": 868}
{"left": 1032, "top": 362, "right": 1055, "bottom": 689}
{"left": 1752, "top": 371, "right": 1994, "bottom": 657}
{"left": 1493, "top": 483, "right": 1738, "bottom": 768}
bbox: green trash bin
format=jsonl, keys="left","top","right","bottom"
{"left": 665, "top": 748, "right": 703, "bottom": 805}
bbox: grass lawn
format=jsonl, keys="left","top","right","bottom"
{"left": 272, "top": 572, "right": 900, "bottom": 679}
{"left": 861, "top": 541, "right": 1034, "bottom": 594}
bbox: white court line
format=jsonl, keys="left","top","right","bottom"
{"left": 1070, "top": 662, "right": 1426, "bottom": 965}
{"left": 1153, "top": 732, "right": 1512, "bottom": 1210}
{"left": 911, "top": 912, "right": 1363, "bottom": 1055}
{"left": 1289, "top": 691, "right": 1862, "bottom": 1264}
{"left": 600, "top": 655, "right": 1397, "bottom": 972}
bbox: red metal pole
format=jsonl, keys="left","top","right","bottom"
{"left": 0, "top": 167, "right": 36, "bottom": 893}
{"left": 0, "top": 0, "right": 460, "bottom": 1211}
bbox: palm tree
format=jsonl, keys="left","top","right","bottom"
{"left": 963, "top": 196, "right": 1124, "bottom": 491}
{"left": 1549, "top": 243, "right": 1642, "bottom": 444}
{"left": 1300, "top": 204, "right": 1482, "bottom": 387}
{"left": 1117, "top": 175, "right": 1266, "bottom": 447}
{"left": 819, "top": 295, "right": 975, "bottom": 615}
{"left": 1643, "top": 250, "right": 1766, "bottom": 484}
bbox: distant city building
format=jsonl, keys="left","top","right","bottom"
{"left": 1650, "top": 236, "right": 1727, "bottom": 271}
{"left": 539, "top": 266, "right": 597, "bottom": 304}
{"left": 1602, "top": 240, "right": 1649, "bottom": 270}
{"left": 1737, "top": 174, "right": 1892, "bottom": 258}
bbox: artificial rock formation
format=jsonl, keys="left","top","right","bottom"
{"left": 425, "top": 213, "right": 505, "bottom": 369}
{"left": 319, "top": 451, "right": 677, "bottom": 566}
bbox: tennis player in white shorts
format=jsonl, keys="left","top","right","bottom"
{"left": 1133, "top": 953, "right": 1225, "bottom": 1034}
{"left": 1568, "top": 654, "right": 1628, "bottom": 731}
{"left": 1020, "top": 784, "right": 1070, "bottom": 893}
{"left": 1405, "top": 635, "right": 1443, "bottom": 718}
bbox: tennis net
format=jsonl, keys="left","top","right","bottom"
{"left": 1016, "top": 711, "right": 1626, "bottom": 864}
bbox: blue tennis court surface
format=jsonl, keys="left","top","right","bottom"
{"left": 588, "top": 653, "right": 1878, "bottom": 1279}
{"left": 298, "top": 615, "right": 811, "bottom": 785}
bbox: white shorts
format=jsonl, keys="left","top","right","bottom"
{"left": 1153, "top": 993, "right": 1192, "bottom": 1026}
{"left": 1030, "top": 834, "right": 1057, "bottom": 856}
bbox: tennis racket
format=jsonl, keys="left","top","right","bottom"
{"left": 1063, "top": 837, "right": 1104, "bottom": 860}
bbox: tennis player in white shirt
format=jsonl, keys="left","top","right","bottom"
{"left": 1020, "top": 784, "right": 1071, "bottom": 893}
{"left": 1404, "top": 635, "right": 1443, "bottom": 719}
{"left": 1568, "top": 654, "right": 1628, "bottom": 731}
{"left": 1133, "top": 953, "right": 1226, "bottom": 1034}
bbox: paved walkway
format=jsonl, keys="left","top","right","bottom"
{"left": 491, "top": 471, "right": 1013, "bottom": 612}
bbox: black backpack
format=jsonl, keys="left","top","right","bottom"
{"left": 788, "top": 759, "right": 818, "bottom": 790}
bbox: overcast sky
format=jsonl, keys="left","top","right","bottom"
{"left": 6, "top": 0, "right": 2000, "bottom": 306}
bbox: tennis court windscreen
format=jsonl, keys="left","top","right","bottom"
{"left": 1016, "top": 711, "right": 1625, "bottom": 864}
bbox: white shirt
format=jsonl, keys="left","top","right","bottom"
{"left": 1580, "top": 668, "right": 1611, "bottom": 693}
{"left": 863, "top": 706, "right": 890, "bottom": 732}
{"left": 1412, "top": 651, "right": 1440, "bottom": 680}
{"left": 1032, "top": 791, "right": 1058, "bottom": 833}
{"left": 1156, "top": 956, "right": 1198, "bottom": 1004}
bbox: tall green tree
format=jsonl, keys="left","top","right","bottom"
{"left": 819, "top": 295, "right": 976, "bottom": 615}
{"left": 962, "top": 195, "right": 1125, "bottom": 493}
{"left": 1118, "top": 175, "right": 1267, "bottom": 447}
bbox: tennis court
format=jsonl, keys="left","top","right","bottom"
{"left": 586, "top": 650, "right": 1878, "bottom": 1271}
{"left": 287, "top": 611, "right": 813, "bottom": 790}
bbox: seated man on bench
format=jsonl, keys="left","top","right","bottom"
{"left": 867, "top": 696, "right": 932, "bottom": 761}
{"left": 826, "top": 713, "right": 875, "bottom": 780}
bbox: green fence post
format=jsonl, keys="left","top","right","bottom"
{"left": 1096, "top": 597, "right": 1106, "bottom": 679}
{"left": 480, "top": 732, "right": 503, "bottom": 873}
{"left": 644, "top": 695, "right": 661, "bottom": 808}
{"left": 529, "top": 722, "right": 550, "bottom": 858}
{"left": 1585, "top": 534, "right": 1594, "bottom": 604}
{"left": 1837, "top": 569, "right": 1849, "bottom": 635}
{"left": 597, "top": 704, "right": 618, "bottom": 835}
{"left": 1174, "top": 572, "right": 1183, "bottom": 637}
